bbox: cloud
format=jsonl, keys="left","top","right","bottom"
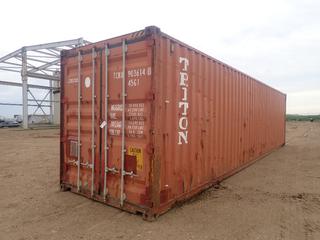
{"left": 0, "top": 0, "right": 319, "bottom": 115}
{"left": 287, "top": 90, "right": 320, "bottom": 114}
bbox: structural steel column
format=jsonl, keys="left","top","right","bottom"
{"left": 49, "top": 80, "right": 53, "bottom": 123}
{"left": 21, "top": 48, "right": 28, "bottom": 129}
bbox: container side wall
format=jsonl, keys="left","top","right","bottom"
{"left": 154, "top": 34, "right": 286, "bottom": 212}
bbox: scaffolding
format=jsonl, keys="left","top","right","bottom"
{"left": 0, "top": 38, "right": 90, "bottom": 128}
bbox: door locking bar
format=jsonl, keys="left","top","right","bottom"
{"left": 77, "top": 51, "right": 82, "bottom": 192}
{"left": 120, "top": 40, "right": 127, "bottom": 207}
{"left": 91, "top": 48, "right": 96, "bottom": 198}
{"left": 103, "top": 46, "right": 110, "bottom": 201}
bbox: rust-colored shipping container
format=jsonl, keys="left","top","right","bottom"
{"left": 60, "top": 26, "right": 286, "bottom": 219}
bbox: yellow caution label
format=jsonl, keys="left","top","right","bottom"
{"left": 128, "top": 147, "right": 143, "bottom": 171}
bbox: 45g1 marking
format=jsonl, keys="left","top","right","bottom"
{"left": 128, "top": 78, "right": 140, "bottom": 87}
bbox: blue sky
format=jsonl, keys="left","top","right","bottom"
{"left": 0, "top": 0, "right": 319, "bottom": 117}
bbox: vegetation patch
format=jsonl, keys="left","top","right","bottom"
{"left": 286, "top": 114, "right": 320, "bottom": 122}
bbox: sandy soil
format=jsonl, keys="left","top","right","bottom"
{"left": 0, "top": 122, "right": 320, "bottom": 240}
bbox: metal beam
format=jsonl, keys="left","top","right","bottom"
{"left": 0, "top": 103, "right": 51, "bottom": 107}
{"left": 28, "top": 99, "right": 59, "bottom": 103}
{"left": 0, "top": 80, "right": 58, "bottom": 90}
{"left": 0, "top": 48, "right": 22, "bottom": 62}
{"left": 26, "top": 72, "right": 59, "bottom": 81}
{"left": 0, "top": 68, "right": 20, "bottom": 73}
{"left": 49, "top": 78, "right": 53, "bottom": 122}
{"left": 0, "top": 66, "right": 20, "bottom": 69}
{"left": 28, "top": 90, "right": 50, "bottom": 117}
{"left": 25, "top": 38, "right": 84, "bottom": 51}
{"left": 46, "top": 49, "right": 61, "bottom": 56}
{"left": 0, "top": 61, "right": 22, "bottom": 67}
{"left": 28, "top": 59, "right": 60, "bottom": 73}
{"left": 33, "top": 49, "right": 59, "bottom": 57}
{"left": 25, "top": 57, "right": 53, "bottom": 64}
{"left": 22, "top": 48, "right": 28, "bottom": 129}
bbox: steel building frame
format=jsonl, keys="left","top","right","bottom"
{"left": 0, "top": 38, "right": 90, "bottom": 128}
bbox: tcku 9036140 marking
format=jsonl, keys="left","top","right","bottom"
{"left": 113, "top": 67, "right": 151, "bottom": 88}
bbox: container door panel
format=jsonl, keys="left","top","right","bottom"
{"left": 61, "top": 56, "right": 78, "bottom": 187}
{"left": 62, "top": 50, "right": 101, "bottom": 196}
{"left": 101, "top": 40, "right": 153, "bottom": 207}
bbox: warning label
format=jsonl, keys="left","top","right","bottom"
{"left": 128, "top": 147, "right": 143, "bottom": 171}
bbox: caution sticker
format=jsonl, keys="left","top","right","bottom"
{"left": 128, "top": 147, "right": 143, "bottom": 171}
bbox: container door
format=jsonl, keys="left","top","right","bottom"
{"left": 62, "top": 48, "right": 101, "bottom": 197}
{"left": 62, "top": 39, "right": 154, "bottom": 209}
{"left": 100, "top": 40, "right": 154, "bottom": 207}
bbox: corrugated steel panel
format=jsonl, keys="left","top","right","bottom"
{"left": 60, "top": 26, "right": 286, "bottom": 219}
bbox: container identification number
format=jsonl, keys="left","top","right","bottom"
{"left": 113, "top": 67, "right": 151, "bottom": 88}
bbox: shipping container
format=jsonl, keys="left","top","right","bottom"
{"left": 60, "top": 26, "right": 286, "bottom": 220}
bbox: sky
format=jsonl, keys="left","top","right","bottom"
{"left": 0, "top": 0, "right": 319, "bottom": 117}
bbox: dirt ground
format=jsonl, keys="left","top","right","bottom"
{"left": 0, "top": 121, "right": 320, "bottom": 240}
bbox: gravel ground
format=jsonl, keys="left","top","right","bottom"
{"left": 0, "top": 121, "right": 320, "bottom": 240}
